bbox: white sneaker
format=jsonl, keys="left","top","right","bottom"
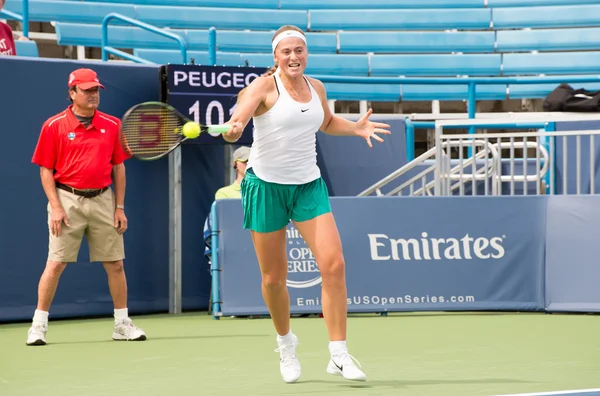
{"left": 275, "top": 333, "right": 301, "bottom": 383}
{"left": 113, "top": 318, "right": 147, "bottom": 341}
{"left": 26, "top": 323, "right": 48, "bottom": 346}
{"left": 327, "top": 350, "right": 367, "bottom": 381}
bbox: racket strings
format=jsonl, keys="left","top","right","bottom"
{"left": 120, "top": 105, "right": 183, "bottom": 160}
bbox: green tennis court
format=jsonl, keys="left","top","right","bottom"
{"left": 1, "top": 312, "right": 598, "bottom": 396}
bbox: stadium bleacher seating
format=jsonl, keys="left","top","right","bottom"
{"left": 503, "top": 52, "right": 600, "bottom": 76}
{"left": 56, "top": 24, "right": 337, "bottom": 53}
{"left": 5, "top": 0, "right": 600, "bottom": 102}
{"left": 495, "top": 28, "right": 600, "bottom": 52}
{"left": 134, "top": 6, "right": 307, "bottom": 30}
{"left": 492, "top": 5, "right": 600, "bottom": 29}
{"left": 370, "top": 54, "right": 502, "bottom": 77}
{"left": 8, "top": 1, "right": 600, "bottom": 30}
{"left": 14, "top": 40, "right": 39, "bottom": 57}
{"left": 14, "top": 0, "right": 600, "bottom": 8}
{"left": 309, "top": 9, "right": 491, "bottom": 30}
{"left": 487, "top": 0, "right": 599, "bottom": 6}
{"left": 338, "top": 31, "right": 496, "bottom": 54}
{"left": 5, "top": 0, "right": 137, "bottom": 24}
{"left": 133, "top": 49, "right": 242, "bottom": 66}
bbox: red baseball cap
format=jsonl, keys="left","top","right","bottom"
{"left": 68, "top": 68, "right": 105, "bottom": 90}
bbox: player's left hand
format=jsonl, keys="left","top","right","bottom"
{"left": 354, "top": 109, "right": 391, "bottom": 148}
{"left": 114, "top": 208, "right": 128, "bottom": 234}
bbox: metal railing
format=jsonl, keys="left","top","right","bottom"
{"left": 357, "top": 140, "right": 503, "bottom": 197}
{"left": 101, "top": 13, "right": 189, "bottom": 64}
{"left": 0, "top": 0, "right": 29, "bottom": 37}
{"left": 361, "top": 115, "right": 600, "bottom": 197}
{"left": 360, "top": 121, "right": 553, "bottom": 197}
{"left": 100, "top": 15, "right": 219, "bottom": 65}
{"left": 433, "top": 117, "right": 600, "bottom": 196}
{"left": 404, "top": 119, "right": 554, "bottom": 161}
{"left": 435, "top": 135, "right": 551, "bottom": 196}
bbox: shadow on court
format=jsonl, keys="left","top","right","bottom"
{"left": 46, "top": 333, "right": 270, "bottom": 345}
{"left": 280, "top": 378, "right": 537, "bottom": 393}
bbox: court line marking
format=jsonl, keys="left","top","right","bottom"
{"left": 492, "top": 389, "right": 600, "bottom": 396}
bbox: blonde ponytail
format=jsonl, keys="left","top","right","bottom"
{"left": 263, "top": 64, "right": 278, "bottom": 77}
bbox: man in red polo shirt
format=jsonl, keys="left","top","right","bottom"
{"left": 27, "top": 68, "right": 147, "bottom": 346}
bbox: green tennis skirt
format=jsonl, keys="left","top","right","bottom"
{"left": 240, "top": 168, "right": 332, "bottom": 233}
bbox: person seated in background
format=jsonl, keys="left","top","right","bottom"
{"left": 204, "top": 145, "right": 252, "bottom": 263}
{"left": 0, "top": 0, "right": 30, "bottom": 56}
{"left": 215, "top": 146, "right": 251, "bottom": 200}
{"left": 203, "top": 146, "right": 251, "bottom": 314}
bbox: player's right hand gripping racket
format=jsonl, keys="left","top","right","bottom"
{"left": 120, "top": 101, "right": 232, "bottom": 161}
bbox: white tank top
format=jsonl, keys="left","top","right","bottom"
{"left": 248, "top": 70, "right": 324, "bottom": 185}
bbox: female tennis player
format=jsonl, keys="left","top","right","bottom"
{"left": 224, "top": 25, "right": 390, "bottom": 384}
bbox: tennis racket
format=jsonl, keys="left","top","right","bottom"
{"left": 120, "top": 101, "right": 232, "bottom": 161}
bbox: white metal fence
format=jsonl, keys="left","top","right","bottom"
{"left": 359, "top": 115, "right": 600, "bottom": 197}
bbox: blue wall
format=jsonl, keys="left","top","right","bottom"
{"left": 316, "top": 118, "right": 407, "bottom": 196}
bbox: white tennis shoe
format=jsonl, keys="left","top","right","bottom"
{"left": 26, "top": 323, "right": 47, "bottom": 346}
{"left": 275, "top": 333, "right": 302, "bottom": 383}
{"left": 327, "top": 349, "right": 367, "bottom": 381}
{"left": 113, "top": 318, "right": 147, "bottom": 341}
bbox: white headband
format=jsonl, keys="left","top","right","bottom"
{"left": 272, "top": 30, "right": 307, "bottom": 53}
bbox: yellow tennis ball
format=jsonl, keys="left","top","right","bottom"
{"left": 182, "top": 122, "right": 201, "bottom": 139}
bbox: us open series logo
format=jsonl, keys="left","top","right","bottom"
{"left": 286, "top": 224, "right": 321, "bottom": 289}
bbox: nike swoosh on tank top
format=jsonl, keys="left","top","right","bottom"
{"left": 248, "top": 70, "right": 324, "bottom": 185}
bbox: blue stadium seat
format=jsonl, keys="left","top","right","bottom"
{"left": 59, "top": 0, "right": 485, "bottom": 6}
{"left": 240, "top": 53, "right": 370, "bottom": 76}
{"left": 4, "top": 0, "right": 136, "bottom": 24}
{"left": 496, "top": 28, "right": 600, "bottom": 52}
{"left": 492, "top": 5, "right": 600, "bottom": 29}
{"left": 323, "top": 83, "right": 401, "bottom": 102}
{"left": 56, "top": 23, "right": 188, "bottom": 49}
{"left": 401, "top": 85, "right": 507, "bottom": 101}
{"left": 55, "top": 23, "right": 337, "bottom": 53}
{"left": 133, "top": 50, "right": 369, "bottom": 76}
{"left": 489, "top": 0, "right": 599, "bottom": 7}
{"left": 135, "top": 6, "right": 308, "bottom": 30}
{"left": 54, "top": 0, "right": 599, "bottom": 7}
{"left": 371, "top": 54, "right": 502, "bottom": 77}
{"left": 79, "top": 0, "right": 279, "bottom": 7}
{"left": 280, "top": 0, "right": 484, "bottom": 9}
{"left": 502, "top": 52, "right": 600, "bottom": 75}
{"left": 133, "top": 49, "right": 243, "bottom": 65}
{"left": 187, "top": 30, "right": 337, "bottom": 53}
{"left": 15, "top": 40, "right": 39, "bottom": 57}
{"left": 309, "top": 9, "right": 491, "bottom": 30}
{"left": 339, "top": 31, "right": 495, "bottom": 53}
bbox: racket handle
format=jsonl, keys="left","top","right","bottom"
{"left": 207, "top": 125, "right": 232, "bottom": 135}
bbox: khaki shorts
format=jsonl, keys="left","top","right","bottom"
{"left": 48, "top": 188, "right": 125, "bottom": 263}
